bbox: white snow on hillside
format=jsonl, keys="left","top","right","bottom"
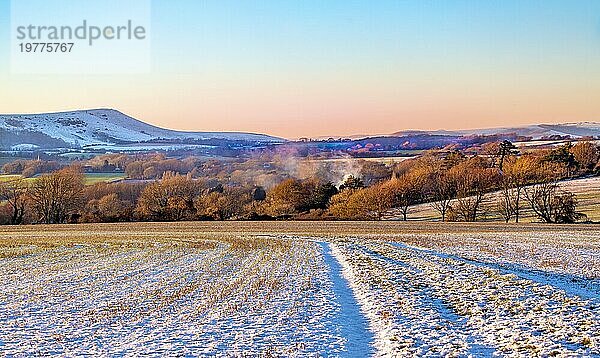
{"left": 0, "top": 109, "right": 283, "bottom": 148}
{"left": 394, "top": 122, "right": 600, "bottom": 139}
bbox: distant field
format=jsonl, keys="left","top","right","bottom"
{"left": 0, "top": 174, "right": 22, "bottom": 182}
{"left": 82, "top": 173, "right": 126, "bottom": 185}
{"left": 516, "top": 139, "right": 600, "bottom": 149}
{"left": 0, "top": 175, "right": 36, "bottom": 184}
{"left": 309, "top": 156, "right": 414, "bottom": 165}
{"left": 0, "top": 173, "right": 125, "bottom": 186}
{"left": 0, "top": 222, "right": 598, "bottom": 356}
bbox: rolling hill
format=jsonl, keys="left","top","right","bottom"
{"left": 392, "top": 122, "right": 600, "bottom": 140}
{"left": 0, "top": 109, "right": 284, "bottom": 151}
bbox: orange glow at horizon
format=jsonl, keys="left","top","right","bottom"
{"left": 1, "top": 69, "right": 599, "bottom": 139}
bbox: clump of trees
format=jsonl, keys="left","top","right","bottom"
{"left": 0, "top": 179, "right": 28, "bottom": 225}
{"left": 1, "top": 141, "right": 599, "bottom": 225}
{"left": 524, "top": 182, "right": 585, "bottom": 223}
{"left": 136, "top": 173, "right": 202, "bottom": 221}
{"left": 329, "top": 182, "right": 393, "bottom": 220}
{"left": 571, "top": 142, "right": 600, "bottom": 174}
{"left": 324, "top": 142, "right": 596, "bottom": 223}
{"left": 2, "top": 159, "right": 63, "bottom": 178}
{"left": 28, "top": 167, "right": 85, "bottom": 224}
{"left": 125, "top": 156, "right": 198, "bottom": 180}
{"left": 264, "top": 179, "right": 338, "bottom": 218}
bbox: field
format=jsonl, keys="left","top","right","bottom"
{"left": 82, "top": 172, "right": 126, "bottom": 185}
{"left": 0, "top": 175, "right": 22, "bottom": 183}
{"left": 398, "top": 176, "right": 600, "bottom": 222}
{"left": 308, "top": 156, "right": 416, "bottom": 165}
{"left": 0, "top": 222, "right": 598, "bottom": 356}
{"left": 0, "top": 173, "right": 125, "bottom": 186}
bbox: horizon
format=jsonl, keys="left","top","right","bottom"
{"left": 3, "top": 107, "right": 600, "bottom": 140}
{"left": 2, "top": 1, "right": 600, "bottom": 137}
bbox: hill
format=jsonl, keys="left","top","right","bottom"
{"left": 0, "top": 109, "right": 283, "bottom": 151}
{"left": 392, "top": 122, "right": 600, "bottom": 140}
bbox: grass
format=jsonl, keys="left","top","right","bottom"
{"left": 83, "top": 173, "right": 125, "bottom": 185}
{"left": 0, "top": 173, "right": 125, "bottom": 185}
{"left": 0, "top": 174, "right": 22, "bottom": 182}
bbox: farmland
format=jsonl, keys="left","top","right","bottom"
{"left": 0, "top": 173, "right": 124, "bottom": 186}
{"left": 0, "top": 175, "right": 22, "bottom": 183}
{"left": 82, "top": 172, "right": 126, "bottom": 185}
{"left": 0, "top": 222, "right": 598, "bottom": 356}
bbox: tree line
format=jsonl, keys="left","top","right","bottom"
{"left": 1, "top": 141, "right": 599, "bottom": 225}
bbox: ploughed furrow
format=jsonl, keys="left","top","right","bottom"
{"left": 0, "top": 237, "right": 348, "bottom": 356}
{"left": 332, "top": 239, "right": 600, "bottom": 357}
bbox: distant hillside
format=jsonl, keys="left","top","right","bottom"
{"left": 0, "top": 109, "right": 284, "bottom": 151}
{"left": 392, "top": 122, "right": 600, "bottom": 140}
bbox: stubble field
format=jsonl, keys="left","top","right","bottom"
{"left": 0, "top": 222, "right": 598, "bottom": 357}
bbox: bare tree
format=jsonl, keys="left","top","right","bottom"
{"left": 524, "top": 182, "right": 584, "bottom": 223}
{"left": 386, "top": 174, "right": 423, "bottom": 221}
{"left": 0, "top": 178, "right": 28, "bottom": 225}
{"left": 452, "top": 170, "right": 492, "bottom": 222}
{"left": 447, "top": 158, "right": 499, "bottom": 222}
{"left": 428, "top": 171, "right": 456, "bottom": 222}
{"left": 524, "top": 181, "right": 551, "bottom": 223}
{"left": 503, "top": 167, "right": 525, "bottom": 223}
{"left": 497, "top": 185, "right": 517, "bottom": 223}
{"left": 29, "top": 167, "right": 85, "bottom": 224}
{"left": 496, "top": 157, "right": 529, "bottom": 223}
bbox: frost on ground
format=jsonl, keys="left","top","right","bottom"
{"left": 389, "top": 230, "right": 600, "bottom": 280}
{"left": 332, "top": 239, "right": 600, "bottom": 357}
{"left": 1, "top": 223, "right": 599, "bottom": 357}
{"left": 0, "top": 236, "right": 349, "bottom": 356}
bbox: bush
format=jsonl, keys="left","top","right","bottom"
{"left": 136, "top": 173, "right": 203, "bottom": 221}
{"left": 552, "top": 193, "right": 587, "bottom": 224}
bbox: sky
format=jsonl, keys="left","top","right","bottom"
{"left": 1, "top": 0, "right": 600, "bottom": 139}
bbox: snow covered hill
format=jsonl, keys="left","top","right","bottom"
{"left": 0, "top": 109, "right": 283, "bottom": 151}
{"left": 393, "top": 122, "right": 600, "bottom": 139}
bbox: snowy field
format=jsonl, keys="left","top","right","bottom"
{"left": 0, "top": 222, "right": 598, "bottom": 357}
{"left": 394, "top": 176, "right": 600, "bottom": 222}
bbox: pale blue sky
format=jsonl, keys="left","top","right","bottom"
{"left": 1, "top": 0, "right": 599, "bottom": 138}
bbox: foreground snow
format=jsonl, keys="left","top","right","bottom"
{"left": 0, "top": 226, "right": 598, "bottom": 357}
{"left": 0, "top": 238, "right": 348, "bottom": 356}
{"left": 331, "top": 239, "right": 599, "bottom": 357}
